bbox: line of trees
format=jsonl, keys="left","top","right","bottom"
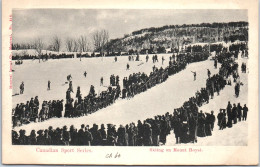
{"left": 131, "top": 21, "right": 248, "bottom": 36}
{"left": 12, "top": 29, "right": 110, "bottom": 56}
{"left": 12, "top": 21, "right": 249, "bottom": 56}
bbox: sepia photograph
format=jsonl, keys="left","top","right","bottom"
{"left": 2, "top": 0, "right": 259, "bottom": 165}
{"left": 11, "top": 9, "right": 249, "bottom": 146}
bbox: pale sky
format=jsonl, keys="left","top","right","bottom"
{"left": 13, "top": 9, "right": 248, "bottom": 44}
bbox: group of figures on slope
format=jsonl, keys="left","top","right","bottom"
{"left": 13, "top": 51, "right": 209, "bottom": 127}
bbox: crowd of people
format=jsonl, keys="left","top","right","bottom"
{"left": 12, "top": 42, "right": 248, "bottom": 145}
{"left": 12, "top": 96, "right": 64, "bottom": 127}
{"left": 15, "top": 60, "right": 23, "bottom": 65}
{"left": 12, "top": 53, "right": 75, "bottom": 61}
{"left": 13, "top": 51, "right": 210, "bottom": 127}
{"left": 12, "top": 56, "right": 247, "bottom": 145}
{"left": 217, "top": 102, "right": 248, "bottom": 130}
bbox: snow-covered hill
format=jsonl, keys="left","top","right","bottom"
{"left": 12, "top": 51, "right": 248, "bottom": 146}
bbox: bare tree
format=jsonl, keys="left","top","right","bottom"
{"left": 52, "top": 36, "right": 62, "bottom": 53}
{"left": 65, "top": 38, "right": 74, "bottom": 52}
{"left": 33, "top": 38, "right": 44, "bottom": 63}
{"left": 72, "top": 39, "right": 79, "bottom": 52}
{"left": 77, "top": 35, "right": 91, "bottom": 61}
{"left": 92, "top": 29, "right": 109, "bottom": 56}
{"left": 77, "top": 35, "right": 89, "bottom": 52}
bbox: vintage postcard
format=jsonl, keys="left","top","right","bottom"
{"left": 2, "top": 0, "right": 259, "bottom": 165}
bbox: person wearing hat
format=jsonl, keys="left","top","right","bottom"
{"left": 90, "top": 124, "right": 102, "bottom": 146}
{"left": 69, "top": 125, "right": 78, "bottom": 145}
{"left": 48, "top": 126, "right": 54, "bottom": 140}
{"left": 143, "top": 123, "right": 152, "bottom": 146}
{"left": 227, "top": 101, "right": 233, "bottom": 128}
{"left": 84, "top": 125, "right": 93, "bottom": 146}
{"left": 237, "top": 103, "right": 242, "bottom": 122}
{"left": 29, "top": 98, "right": 35, "bottom": 114}
{"left": 197, "top": 110, "right": 206, "bottom": 137}
{"left": 77, "top": 124, "right": 85, "bottom": 145}
{"left": 29, "top": 130, "right": 37, "bottom": 145}
{"left": 62, "top": 126, "right": 71, "bottom": 145}
{"left": 205, "top": 112, "right": 212, "bottom": 136}
{"left": 117, "top": 125, "right": 127, "bottom": 146}
{"left": 20, "top": 81, "right": 24, "bottom": 94}
{"left": 52, "top": 128, "right": 60, "bottom": 145}
{"left": 18, "top": 130, "right": 28, "bottom": 145}
{"left": 44, "top": 129, "right": 52, "bottom": 145}
{"left": 36, "top": 130, "right": 45, "bottom": 145}
{"left": 34, "top": 96, "right": 39, "bottom": 107}
{"left": 107, "top": 124, "right": 117, "bottom": 146}
{"left": 127, "top": 123, "right": 136, "bottom": 146}
{"left": 242, "top": 104, "right": 248, "bottom": 121}
{"left": 98, "top": 124, "right": 107, "bottom": 145}
{"left": 209, "top": 110, "right": 216, "bottom": 131}
{"left": 57, "top": 99, "right": 63, "bottom": 118}
{"left": 232, "top": 103, "right": 238, "bottom": 124}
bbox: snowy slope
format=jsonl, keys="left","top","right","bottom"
{"left": 12, "top": 52, "right": 248, "bottom": 146}
{"left": 13, "top": 54, "right": 220, "bottom": 133}
{"left": 166, "top": 54, "right": 248, "bottom": 146}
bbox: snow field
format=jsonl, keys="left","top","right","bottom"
{"left": 12, "top": 51, "right": 248, "bottom": 146}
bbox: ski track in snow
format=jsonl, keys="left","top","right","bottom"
{"left": 12, "top": 53, "right": 248, "bottom": 146}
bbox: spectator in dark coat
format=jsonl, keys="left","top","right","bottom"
{"left": 90, "top": 124, "right": 102, "bottom": 146}
{"left": 197, "top": 111, "right": 206, "bottom": 137}
{"left": 136, "top": 120, "right": 143, "bottom": 146}
{"left": 143, "top": 122, "right": 153, "bottom": 146}
{"left": 36, "top": 130, "right": 45, "bottom": 145}
{"left": 69, "top": 125, "right": 78, "bottom": 145}
{"left": 62, "top": 126, "right": 71, "bottom": 145}
{"left": 98, "top": 124, "right": 107, "bottom": 145}
{"left": 29, "top": 130, "right": 37, "bottom": 145}
{"left": 77, "top": 124, "right": 85, "bottom": 145}
{"left": 209, "top": 110, "right": 216, "bottom": 131}
{"left": 205, "top": 113, "right": 212, "bottom": 136}
{"left": 242, "top": 104, "right": 248, "bottom": 121}
{"left": 172, "top": 112, "right": 182, "bottom": 144}
{"left": 237, "top": 103, "right": 242, "bottom": 122}
{"left": 232, "top": 104, "right": 237, "bottom": 124}
{"left": 84, "top": 125, "right": 93, "bottom": 146}
{"left": 117, "top": 125, "right": 128, "bottom": 146}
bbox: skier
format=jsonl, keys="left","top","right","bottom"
{"left": 162, "top": 56, "right": 165, "bottom": 65}
{"left": 76, "top": 86, "right": 81, "bottom": 98}
{"left": 214, "top": 59, "right": 218, "bottom": 69}
{"left": 235, "top": 83, "right": 240, "bottom": 97}
{"left": 69, "top": 81, "right": 73, "bottom": 93}
{"left": 207, "top": 69, "right": 211, "bottom": 78}
{"left": 155, "top": 54, "right": 158, "bottom": 62}
{"left": 116, "top": 75, "right": 119, "bottom": 86}
{"left": 152, "top": 65, "right": 156, "bottom": 72}
{"left": 146, "top": 55, "right": 149, "bottom": 62}
{"left": 20, "top": 82, "right": 24, "bottom": 94}
{"left": 100, "top": 77, "right": 103, "bottom": 86}
{"left": 126, "top": 63, "right": 130, "bottom": 70}
{"left": 84, "top": 71, "right": 87, "bottom": 78}
{"left": 114, "top": 56, "right": 117, "bottom": 62}
{"left": 191, "top": 71, "right": 196, "bottom": 81}
{"left": 47, "top": 80, "right": 51, "bottom": 90}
